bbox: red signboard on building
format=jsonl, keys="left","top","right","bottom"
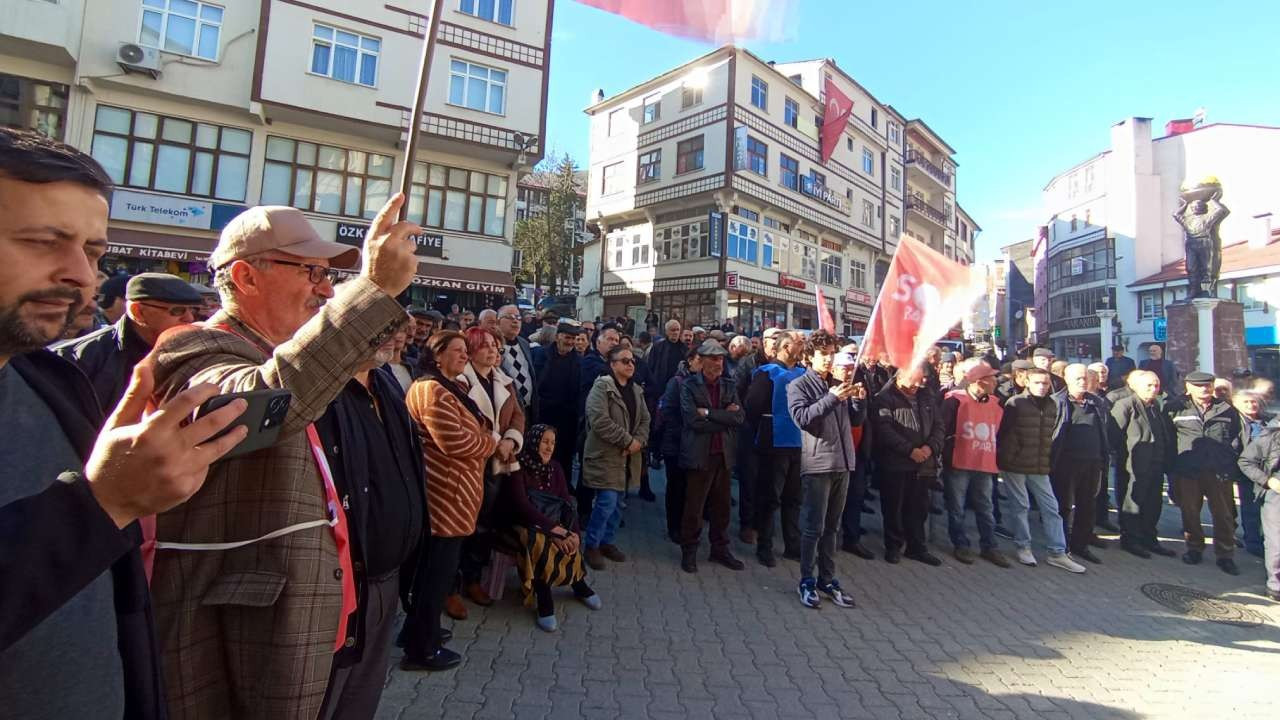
{"left": 779, "top": 274, "right": 807, "bottom": 290}
{"left": 726, "top": 271, "right": 739, "bottom": 289}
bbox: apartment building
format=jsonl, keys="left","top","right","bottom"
{"left": 579, "top": 46, "right": 907, "bottom": 335}
{"left": 1039, "top": 117, "right": 1280, "bottom": 364}
{"left": 1, "top": 0, "right": 554, "bottom": 312}
{"left": 902, "top": 118, "right": 959, "bottom": 259}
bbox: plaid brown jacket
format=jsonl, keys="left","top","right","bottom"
{"left": 147, "top": 277, "right": 404, "bottom": 719}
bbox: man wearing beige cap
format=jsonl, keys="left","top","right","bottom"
{"left": 145, "top": 197, "right": 421, "bottom": 719}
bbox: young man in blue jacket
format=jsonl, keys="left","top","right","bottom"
{"left": 786, "top": 332, "right": 865, "bottom": 608}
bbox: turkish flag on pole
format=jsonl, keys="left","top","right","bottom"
{"left": 820, "top": 76, "right": 853, "bottom": 164}
{"left": 575, "top": 0, "right": 796, "bottom": 43}
{"left": 859, "top": 235, "right": 984, "bottom": 371}
{"left": 815, "top": 285, "right": 836, "bottom": 333}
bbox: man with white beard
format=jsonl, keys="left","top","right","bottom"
{"left": 315, "top": 312, "right": 429, "bottom": 719}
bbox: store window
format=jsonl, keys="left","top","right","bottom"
{"left": 727, "top": 219, "right": 758, "bottom": 264}
{"left": 654, "top": 290, "right": 717, "bottom": 329}
{"left": 408, "top": 161, "right": 508, "bottom": 236}
{"left": 820, "top": 252, "right": 842, "bottom": 288}
{"left": 260, "top": 136, "right": 391, "bottom": 219}
{"left": 92, "top": 105, "right": 250, "bottom": 201}
{"left": 0, "top": 74, "right": 68, "bottom": 139}
{"left": 140, "top": 0, "right": 223, "bottom": 60}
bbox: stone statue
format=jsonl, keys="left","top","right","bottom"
{"left": 1173, "top": 179, "right": 1229, "bottom": 298}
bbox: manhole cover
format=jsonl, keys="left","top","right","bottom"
{"left": 1140, "top": 583, "right": 1266, "bottom": 627}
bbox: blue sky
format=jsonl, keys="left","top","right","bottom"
{"left": 541, "top": 0, "right": 1280, "bottom": 263}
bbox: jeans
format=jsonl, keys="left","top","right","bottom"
{"left": 1001, "top": 472, "right": 1067, "bottom": 555}
{"left": 799, "top": 471, "right": 849, "bottom": 583}
{"left": 1238, "top": 479, "right": 1265, "bottom": 556}
{"left": 1261, "top": 490, "right": 1280, "bottom": 594}
{"left": 585, "top": 489, "right": 623, "bottom": 548}
{"left": 755, "top": 450, "right": 802, "bottom": 555}
{"left": 840, "top": 459, "right": 869, "bottom": 544}
{"left": 1051, "top": 460, "right": 1103, "bottom": 553}
{"left": 944, "top": 469, "right": 996, "bottom": 551}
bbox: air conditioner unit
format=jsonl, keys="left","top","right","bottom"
{"left": 116, "top": 43, "right": 161, "bottom": 78}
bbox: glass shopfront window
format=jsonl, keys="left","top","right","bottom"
{"left": 1047, "top": 236, "right": 1115, "bottom": 292}
{"left": 726, "top": 293, "right": 787, "bottom": 334}
{"left": 652, "top": 290, "right": 717, "bottom": 329}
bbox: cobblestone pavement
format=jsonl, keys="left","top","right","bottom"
{"left": 376, "top": 472, "right": 1280, "bottom": 720}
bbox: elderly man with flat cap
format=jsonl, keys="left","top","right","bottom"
{"left": 145, "top": 198, "right": 420, "bottom": 719}
{"left": 1165, "top": 370, "right": 1248, "bottom": 575}
{"left": 56, "top": 272, "right": 203, "bottom": 410}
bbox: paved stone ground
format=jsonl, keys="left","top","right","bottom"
{"left": 376, "top": 471, "right": 1280, "bottom": 720}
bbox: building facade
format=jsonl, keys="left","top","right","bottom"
{"left": 1039, "top": 117, "right": 1280, "bottom": 363}
{"left": 999, "top": 238, "right": 1036, "bottom": 355}
{"left": 2, "top": 0, "right": 555, "bottom": 312}
{"left": 579, "top": 46, "right": 974, "bottom": 336}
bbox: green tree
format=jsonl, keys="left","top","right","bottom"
{"left": 513, "top": 153, "right": 581, "bottom": 295}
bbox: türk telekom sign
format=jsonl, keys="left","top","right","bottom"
{"left": 336, "top": 221, "right": 444, "bottom": 258}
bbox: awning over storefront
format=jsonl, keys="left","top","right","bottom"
{"left": 412, "top": 262, "right": 515, "bottom": 295}
{"left": 107, "top": 228, "right": 214, "bottom": 263}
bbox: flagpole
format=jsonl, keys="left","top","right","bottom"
{"left": 397, "top": 0, "right": 446, "bottom": 221}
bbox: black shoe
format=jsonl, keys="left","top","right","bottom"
{"left": 437, "top": 629, "right": 452, "bottom": 644}
{"left": 1088, "top": 536, "right": 1109, "bottom": 549}
{"left": 400, "top": 648, "right": 462, "bottom": 672}
{"left": 904, "top": 550, "right": 943, "bottom": 567}
{"left": 756, "top": 550, "right": 777, "bottom": 568}
{"left": 1217, "top": 558, "right": 1240, "bottom": 576}
{"left": 1074, "top": 548, "right": 1102, "bottom": 564}
{"left": 680, "top": 547, "right": 698, "bottom": 573}
{"left": 395, "top": 627, "right": 408, "bottom": 648}
{"left": 782, "top": 548, "right": 801, "bottom": 561}
{"left": 1182, "top": 550, "right": 1203, "bottom": 565}
{"left": 1095, "top": 519, "right": 1120, "bottom": 533}
{"left": 710, "top": 551, "right": 745, "bottom": 571}
{"left": 884, "top": 547, "right": 902, "bottom": 564}
{"left": 841, "top": 541, "right": 875, "bottom": 560}
{"left": 1148, "top": 543, "right": 1177, "bottom": 557}
{"left": 993, "top": 526, "right": 1014, "bottom": 540}
{"left": 639, "top": 488, "right": 657, "bottom": 502}
{"left": 1122, "top": 542, "right": 1151, "bottom": 559}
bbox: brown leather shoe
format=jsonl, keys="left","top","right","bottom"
{"left": 739, "top": 528, "right": 758, "bottom": 545}
{"left": 600, "top": 544, "right": 627, "bottom": 562}
{"left": 585, "top": 548, "right": 606, "bottom": 570}
{"left": 465, "top": 582, "right": 494, "bottom": 607}
{"left": 444, "top": 593, "right": 468, "bottom": 620}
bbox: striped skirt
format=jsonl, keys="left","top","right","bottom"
{"left": 503, "top": 526, "right": 587, "bottom": 609}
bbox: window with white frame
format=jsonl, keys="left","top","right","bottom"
{"left": 862, "top": 200, "right": 874, "bottom": 228}
{"left": 850, "top": 259, "right": 866, "bottom": 290}
{"left": 642, "top": 94, "right": 660, "bottom": 125}
{"left": 1138, "top": 290, "right": 1164, "bottom": 320}
{"left": 140, "top": 0, "right": 223, "bottom": 61}
{"left": 601, "top": 162, "right": 623, "bottom": 195}
{"left": 727, "top": 219, "right": 758, "bottom": 264}
{"left": 1237, "top": 281, "right": 1269, "bottom": 312}
{"left": 784, "top": 98, "right": 799, "bottom": 128}
{"left": 637, "top": 149, "right": 660, "bottom": 184}
{"left": 750, "top": 75, "right": 768, "bottom": 110}
{"left": 889, "top": 215, "right": 901, "bottom": 237}
{"left": 792, "top": 235, "right": 817, "bottom": 281}
{"left": 611, "top": 233, "right": 624, "bottom": 269}
{"left": 92, "top": 105, "right": 250, "bottom": 201}
{"left": 681, "top": 84, "right": 702, "bottom": 109}
{"left": 890, "top": 166, "right": 901, "bottom": 191}
{"left": 762, "top": 230, "right": 780, "bottom": 268}
{"left": 780, "top": 154, "right": 799, "bottom": 191}
{"left": 311, "top": 25, "right": 380, "bottom": 87}
{"left": 607, "top": 108, "right": 623, "bottom": 136}
{"left": 820, "top": 252, "right": 842, "bottom": 288}
{"left": 458, "top": 0, "right": 514, "bottom": 25}
{"left": 408, "top": 161, "right": 508, "bottom": 237}
{"left": 629, "top": 232, "right": 649, "bottom": 266}
{"left": 861, "top": 147, "right": 874, "bottom": 175}
{"left": 448, "top": 59, "right": 506, "bottom": 114}
{"left": 888, "top": 121, "right": 901, "bottom": 146}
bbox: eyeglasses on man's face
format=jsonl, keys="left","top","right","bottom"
{"left": 136, "top": 302, "right": 201, "bottom": 318}
{"left": 259, "top": 258, "right": 337, "bottom": 285}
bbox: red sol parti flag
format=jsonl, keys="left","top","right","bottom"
{"left": 819, "top": 75, "right": 852, "bottom": 164}
{"left": 575, "top": 0, "right": 797, "bottom": 43}
{"left": 859, "top": 235, "right": 984, "bottom": 371}
{"left": 815, "top": 285, "right": 836, "bottom": 333}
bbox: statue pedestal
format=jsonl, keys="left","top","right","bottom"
{"left": 1165, "top": 299, "right": 1248, "bottom": 376}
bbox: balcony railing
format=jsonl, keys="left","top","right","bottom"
{"left": 905, "top": 149, "right": 952, "bottom": 187}
{"left": 907, "top": 193, "right": 948, "bottom": 226}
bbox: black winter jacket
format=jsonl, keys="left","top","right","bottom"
{"left": 53, "top": 316, "right": 152, "bottom": 412}
{"left": 645, "top": 338, "right": 686, "bottom": 404}
{"left": 657, "top": 365, "right": 691, "bottom": 459}
{"left": 1050, "top": 390, "right": 1110, "bottom": 468}
{"left": 2, "top": 351, "right": 165, "bottom": 719}
{"left": 1108, "top": 393, "right": 1173, "bottom": 479}
{"left": 871, "top": 382, "right": 944, "bottom": 473}
{"left": 679, "top": 371, "right": 744, "bottom": 471}
{"left": 1164, "top": 395, "right": 1247, "bottom": 478}
{"left": 1239, "top": 422, "right": 1280, "bottom": 494}
{"left": 996, "top": 391, "right": 1058, "bottom": 475}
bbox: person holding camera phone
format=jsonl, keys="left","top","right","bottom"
{"left": 0, "top": 128, "right": 249, "bottom": 720}
{"left": 144, "top": 192, "right": 421, "bottom": 718}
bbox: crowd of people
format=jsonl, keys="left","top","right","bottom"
{"left": 4, "top": 126, "right": 1280, "bottom": 720}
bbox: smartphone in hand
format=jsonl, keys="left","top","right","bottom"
{"left": 194, "top": 389, "right": 292, "bottom": 460}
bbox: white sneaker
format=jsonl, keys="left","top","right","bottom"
{"left": 1016, "top": 547, "right": 1038, "bottom": 566}
{"left": 1047, "top": 553, "right": 1086, "bottom": 574}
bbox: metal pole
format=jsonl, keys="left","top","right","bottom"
{"left": 397, "top": 0, "right": 446, "bottom": 220}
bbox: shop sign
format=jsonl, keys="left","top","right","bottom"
{"left": 106, "top": 243, "right": 207, "bottom": 262}
{"left": 845, "top": 288, "right": 871, "bottom": 305}
{"left": 708, "top": 211, "right": 724, "bottom": 257}
{"left": 412, "top": 276, "right": 509, "bottom": 294}
{"left": 336, "top": 221, "right": 444, "bottom": 258}
{"left": 800, "top": 175, "right": 845, "bottom": 212}
{"left": 779, "top": 273, "right": 807, "bottom": 290}
{"left": 1153, "top": 316, "right": 1167, "bottom": 342}
{"left": 110, "top": 190, "right": 214, "bottom": 230}
{"left": 725, "top": 271, "right": 739, "bottom": 289}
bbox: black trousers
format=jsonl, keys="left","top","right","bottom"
{"left": 879, "top": 469, "right": 930, "bottom": 554}
{"left": 736, "top": 426, "right": 757, "bottom": 528}
{"left": 754, "top": 450, "right": 802, "bottom": 555}
{"left": 840, "top": 458, "right": 869, "bottom": 544}
{"left": 1119, "top": 471, "right": 1163, "bottom": 548}
{"left": 403, "top": 536, "right": 464, "bottom": 661}
{"left": 1051, "top": 459, "right": 1103, "bottom": 553}
{"left": 664, "top": 454, "right": 687, "bottom": 540}
{"left": 682, "top": 458, "right": 732, "bottom": 551}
